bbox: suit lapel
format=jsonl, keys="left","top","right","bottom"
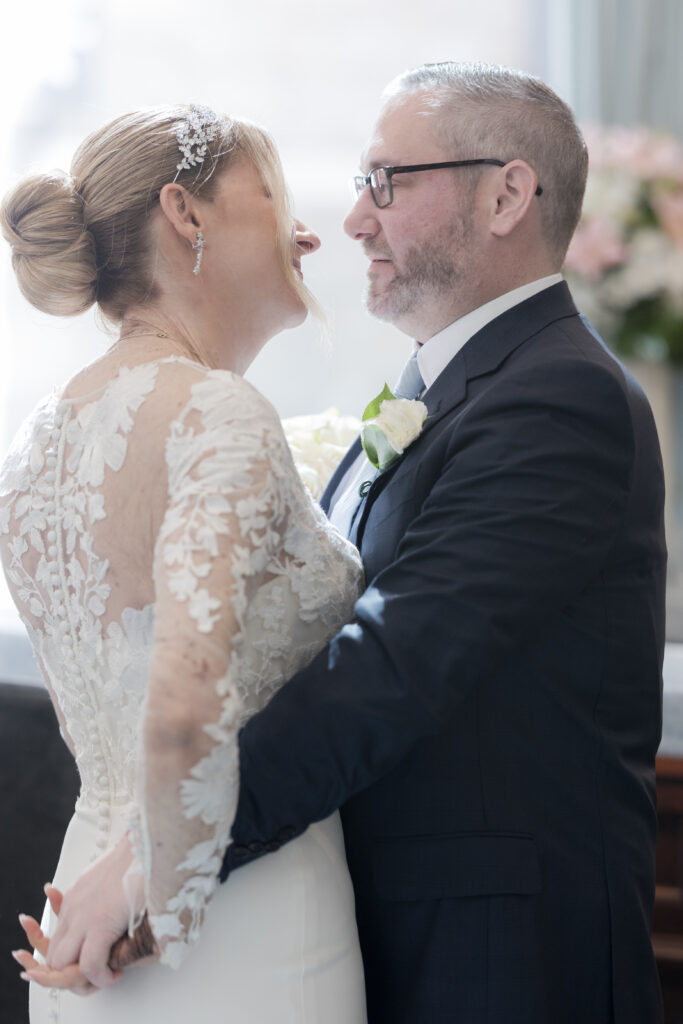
{"left": 420, "top": 281, "right": 579, "bottom": 437}
{"left": 352, "top": 282, "right": 579, "bottom": 548}
{"left": 320, "top": 436, "right": 363, "bottom": 515}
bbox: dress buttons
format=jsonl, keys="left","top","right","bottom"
{"left": 45, "top": 471, "right": 56, "bottom": 484}
{"left": 47, "top": 530, "right": 57, "bottom": 543}
{"left": 265, "top": 839, "right": 281, "bottom": 853}
{"left": 233, "top": 845, "right": 248, "bottom": 859}
{"left": 247, "top": 841, "right": 263, "bottom": 854}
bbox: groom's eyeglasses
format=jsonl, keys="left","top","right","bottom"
{"left": 351, "top": 160, "right": 543, "bottom": 209}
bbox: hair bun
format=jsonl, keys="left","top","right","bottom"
{"left": 0, "top": 172, "right": 98, "bottom": 316}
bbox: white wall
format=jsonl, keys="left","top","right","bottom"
{"left": 0, "top": 0, "right": 535, "bottom": 442}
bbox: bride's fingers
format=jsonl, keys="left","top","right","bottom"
{"left": 12, "top": 948, "right": 41, "bottom": 973}
{"left": 79, "top": 930, "right": 124, "bottom": 989}
{"left": 44, "top": 883, "right": 64, "bottom": 917}
{"left": 14, "top": 940, "right": 106, "bottom": 997}
{"left": 18, "top": 960, "right": 98, "bottom": 995}
{"left": 18, "top": 915, "right": 50, "bottom": 959}
{"left": 46, "top": 907, "right": 85, "bottom": 970}
{"left": 12, "top": 948, "right": 94, "bottom": 994}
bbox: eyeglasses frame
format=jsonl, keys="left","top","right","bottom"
{"left": 352, "top": 159, "right": 543, "bottom": 209}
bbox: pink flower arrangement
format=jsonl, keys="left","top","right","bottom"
{"left": 564, "top": 126, "right": 683, "bottom": 363}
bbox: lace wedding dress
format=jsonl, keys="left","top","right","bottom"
{"left": 0, "top": 354, "right": 366, "bottom": 1023}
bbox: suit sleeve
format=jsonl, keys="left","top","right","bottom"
{"left": 222, "top": 353, "right": 636, "bottom": 875}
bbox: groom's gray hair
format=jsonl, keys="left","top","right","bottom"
{"left": 383, "top": 62, "right": 588, "bottom": 263}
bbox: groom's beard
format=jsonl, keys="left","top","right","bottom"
{"left": 363, "top": 211, "right": 474, "bottom": 325}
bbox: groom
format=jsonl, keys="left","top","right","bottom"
{"left": 52, "top": 63, "right": 666, "bottom": 1022}
{"left": 221, "top": 63, "right": 666, "bottom": 1023}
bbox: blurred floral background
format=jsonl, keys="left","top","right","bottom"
{"left": 565, "top": 127, "right": 683, "bottom": 364}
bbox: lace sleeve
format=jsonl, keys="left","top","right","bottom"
{"left": 132, "top": 370, "right": 289, "bottom": 968}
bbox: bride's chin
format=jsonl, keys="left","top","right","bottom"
{"left": 281, "top": 300, "right": 308, "bottom": 330}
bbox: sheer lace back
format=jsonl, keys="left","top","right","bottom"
{"left": 0, "top": 356, "right": 363, "bottom": 967}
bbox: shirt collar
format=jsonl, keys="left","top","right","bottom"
{"left": 415, "top": 274, "right": 564, "bottom": 390}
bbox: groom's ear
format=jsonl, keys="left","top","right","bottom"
{"left": 486, "top": 160, "right": 539, "bottom": 238}
{"left": 159, "top": 183, "right": 201, "bottom": 242}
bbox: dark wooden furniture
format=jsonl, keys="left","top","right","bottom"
{"left": 0, "top": 683, "right": 79, "bottom": 1024}
{"left": 655, "top": 756, "right": 683, "bottom": 1022}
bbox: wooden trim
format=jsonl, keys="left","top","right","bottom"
{"left": 652, "top": 933, "right": 683, "bottom": 963}
{"left": 657, "top": 756, "right": 683, "bottom": 779}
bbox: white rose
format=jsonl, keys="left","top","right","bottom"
{"left": 362, "top": 398, "right": 428, "bottom": 471}
{"left": 374, "top": 398, "right": 428, "bottom": 449}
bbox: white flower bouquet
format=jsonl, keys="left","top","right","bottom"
{"left": 282, "top": 409, "right": 361, "bottom": 500}
{"left": 564, "top": 126, "right": 683, "bottom": 363}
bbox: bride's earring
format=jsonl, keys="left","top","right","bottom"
{"left": 192, "top": 231, "right": 205, "bottom": 276}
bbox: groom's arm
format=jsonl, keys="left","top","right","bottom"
{"left": 222, "top": 353, "right": 652, "bottom": 876}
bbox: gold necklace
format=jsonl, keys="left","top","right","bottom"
{"left": 118, "top": 320, "right": 172, "bottom": 341}
{"left": 116, "top": 320, "right": 211, "bottom": 367}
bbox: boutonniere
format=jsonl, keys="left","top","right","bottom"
{"left": 360, "top": 383, "right": 428, "bottom": 472}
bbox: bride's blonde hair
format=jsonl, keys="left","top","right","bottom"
{"left": 0, "top": 105, "right": 321, "bottom": 324}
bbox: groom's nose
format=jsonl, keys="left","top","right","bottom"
{"left": 343, "top": 189, "right": 381, "bottom": 242}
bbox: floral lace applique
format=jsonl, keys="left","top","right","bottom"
{"left": 0, "top": 357, "right": 363, "bottom": 971}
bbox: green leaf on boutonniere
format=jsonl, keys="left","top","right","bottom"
{"left": 362, "top": 383, "right": 394, "bottom": 422}
{"left": 361, "top": 423, "right": 401, "bottom": 472}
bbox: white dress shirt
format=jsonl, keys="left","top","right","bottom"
{"left": 328, "top": 274, "right": 564, "bottom": 538}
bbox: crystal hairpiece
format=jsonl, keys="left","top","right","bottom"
{"left": 175, "top": 105, "right": 220, "bottom": 174}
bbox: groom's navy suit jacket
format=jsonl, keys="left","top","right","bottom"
{"left": 221, "top": 283, "right": 665, "bottom": 1024}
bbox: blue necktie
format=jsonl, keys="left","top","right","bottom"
{"left": 393, "top": 352, "right": 425, "bottom": 400}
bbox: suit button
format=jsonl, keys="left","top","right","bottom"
{"left": 233, "top": 845, "right": 249, "bottom": 859}
{"left": 278, "top": 826, "right": 296, "bottom": 842}
{"left": 248, "top": 841, "right": 264, "bottom": 854}
{"left": 265, "top": 839, "right": 281, "bottom": 852}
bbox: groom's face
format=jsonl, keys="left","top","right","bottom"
{"left": 344, "top": 92, "right": 485, "bottom": 342}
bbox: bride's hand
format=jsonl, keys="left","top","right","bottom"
{"left": 46, "top": 834, "right": 141, "bottom": 988}
{"left": 12, "top": 889, "right": 104, "bottom": 995}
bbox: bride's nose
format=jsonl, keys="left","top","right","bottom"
{"left": 295, "top": 220, "right": 321, "bottom": 255}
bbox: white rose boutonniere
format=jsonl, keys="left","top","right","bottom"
{"left": 361, "top": 383, "right": 428, "bottom": 472}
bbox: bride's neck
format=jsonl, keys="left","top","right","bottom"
{"left": 116, "top": 303, "right": 266, "bottom": 376}
{"left": 117, "top": 313, "right": 212, "bottom": 368}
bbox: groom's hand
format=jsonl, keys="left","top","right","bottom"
{"left": 108, "top": 914, "right": 158, "bottom": 970}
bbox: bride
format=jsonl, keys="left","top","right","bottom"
{"left": 0, "top": 105, "right": 367, "bottom": 1022}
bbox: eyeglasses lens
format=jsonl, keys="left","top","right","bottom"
{"left": 370, "top": 168, "right": 391, "bottom": 208}
{"left": 352, "top": 176, "right": 366, "bottom": 200}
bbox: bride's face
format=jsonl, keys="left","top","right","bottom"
{"left": 202, "top": 158, "right": 320, "bottom": 334}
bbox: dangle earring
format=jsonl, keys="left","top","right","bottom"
{"left": 192, "top": 231, "right": 205, "bottom": 276}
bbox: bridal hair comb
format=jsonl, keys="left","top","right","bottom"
{"left": 175, "top": 105, "right": 220, "bottom": 175}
